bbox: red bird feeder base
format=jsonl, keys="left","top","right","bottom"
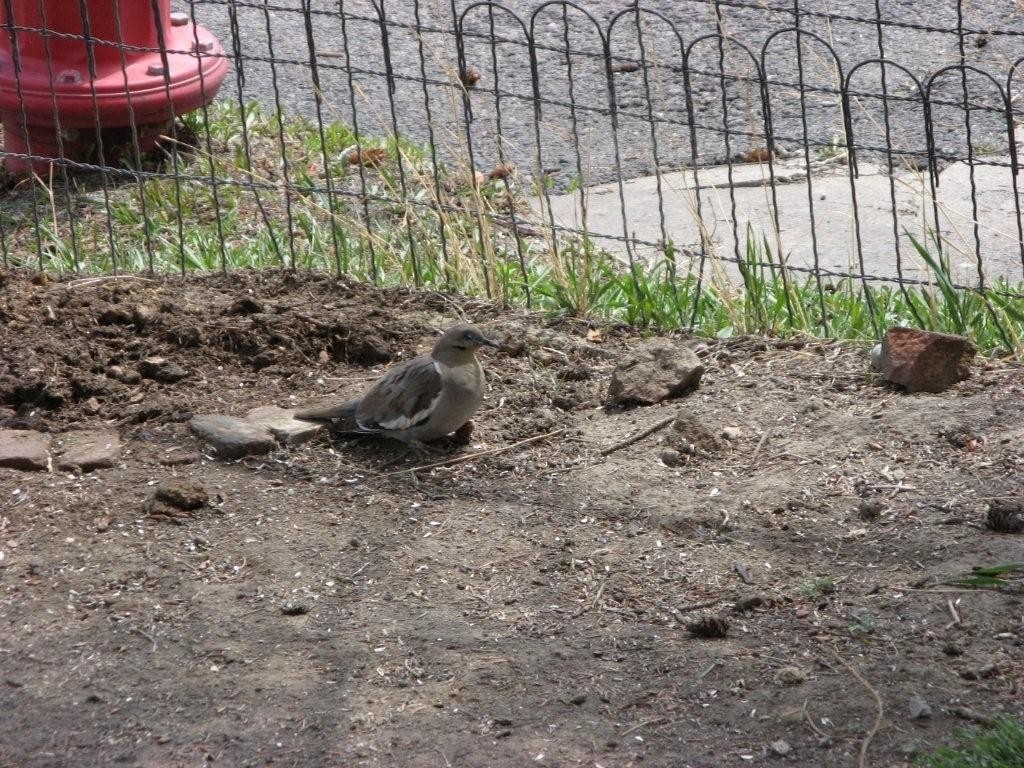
{"left": 0, "top": 0, "right": 227, "bottom": 175}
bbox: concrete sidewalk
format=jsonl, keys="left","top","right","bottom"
{"left": 534, "top": 151, "right": 1024, "bottom": 288}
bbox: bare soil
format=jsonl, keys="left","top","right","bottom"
{"left": 1, "top": 270, "right": 1022, "bottom": 768}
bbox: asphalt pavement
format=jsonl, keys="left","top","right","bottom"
{"left": 193, "top": 0, "right": 1024, "bottom": 189}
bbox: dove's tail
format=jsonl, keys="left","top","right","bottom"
{"left": 294, "top": 398, "right": 361, "bottom": 431}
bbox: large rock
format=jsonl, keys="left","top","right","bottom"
{"left": 872, "top": 327, "right": 976, "bottom": 393}
{"left": 55, "top": 430, "right": 120, "bottom": 472}
{"left": 0, "top": 429, "right": 50, "bottom": 471}
{"left": 190, "top": 414, "right": 276, "bottom": 459}
{"left": 245, "top": 405, "right": 323, "bottom": 446}
{"left": 607, "top": 341, "right": 705, "bottom": 405}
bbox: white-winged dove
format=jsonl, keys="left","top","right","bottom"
{"left": 295, "top": 323, "right": 499, "bottom": 450}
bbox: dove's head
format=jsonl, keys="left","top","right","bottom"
{"left": 432, "top": 323, "right": 500, "bottom": 365}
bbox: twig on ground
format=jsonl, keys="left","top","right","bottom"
{"left": 130, "top": 626, "right": 157, "bottom": 650}
{"left": 599, "top": 415, "right": 676, "bottom": 457}
{"left": 801, "top": 699, "right": 831, "bottom": 744}
{"left": 620, "top": 717, "right": 669, "bottom": 737}
{"left": 748, "top": 430, "right": 771, "bottom": 467}
{"left": 676, "top": 598, "right": 721, "bottom": 613}
{"left": 827, "top": 647, "right": 883, "bottom": 768}
{"left": 571, "top": 577, "right": 607, "bottom": 618}
{"left": 542, "top": 457, "right": 603, "bottom": 476}
{"left": 696, "top": 662, "right": 719, "bottom": 680}
{"left": 951, "top": 705, "right": 994, "bottom": 726}
{"left": 946, "top": 599, "right": 962, "bottom": 628}
{"left": 381, "top": 429, "right": 566, "bottom": 477}
{"left": 65, "top": 275, "right": 157, "bottom": 288}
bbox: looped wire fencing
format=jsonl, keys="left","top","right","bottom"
{"left": 1, "top": 0, "right": 1022, "bottom": 348}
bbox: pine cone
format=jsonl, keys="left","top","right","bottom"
{"left": 686, "top": 614, "right": 730, "bottom": 639}
{"left": 986, "top": 501, "right": 1024, "bottom": 534}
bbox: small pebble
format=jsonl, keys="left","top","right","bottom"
{"left": 908, "top": 694, "right": 932, "bottom": 720}
{"left": 857, "top": 499, "right": 886, "bottom": 521}
{"left": 734, "top": 594, "right": 767, "bottom": 613}
{"left": 660, "top": 448, "right": 683, "bottom": 467}
{"left": 899, "top": 739, "right": 926, "bottom": 757}
{"left": 93, "top": 517, "right": 110, "bottom": 533}
{"left": 721, "top": 426, "right": 743, "bottom": 441}
{"left": 960, "top": 662, "right": 998, "bottom": 680}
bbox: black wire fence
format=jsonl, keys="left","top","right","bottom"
{"left": 1, "top": 0, "right": 1023, "bottom": 333}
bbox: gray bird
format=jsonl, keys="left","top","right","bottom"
{"left": 295, "top": 324, "right": 499, "bottom": 451}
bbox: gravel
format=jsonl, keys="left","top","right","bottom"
{"left": 195, "top": 0, "right": 1024, "bottom": 188}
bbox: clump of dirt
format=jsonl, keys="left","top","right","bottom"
{"left": 667, "top": 412, "right": 729, "bottom": 454}
{"left": 1, "top": 269, "right": 1022, "bottom": 767}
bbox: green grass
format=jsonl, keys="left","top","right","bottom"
{"left": 943, "top": 562, "right": 1024, "bottom": 592}
{"left": 2, "top": 101, "right": 1022, "bottom": 357}
{"left": 795, "top": 575, "right": 836, "bottom": 600}
{"left": 918, "top": 716, "right": 1024, "bottom": 768}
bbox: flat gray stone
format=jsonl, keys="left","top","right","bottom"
{"left": 0, "top": 429, "right": 50, "bottom": 471}
{"left": 190, "top": 414, "right": 276, "bottom": 459}
{"left": 245, "top": 405, "right": 323, "bottom": 446}
{"left": 55, "top": 430, "right": 120, "bottom": 472}
{"left": 607, "top": 340, "right": 705, "bottom": 406}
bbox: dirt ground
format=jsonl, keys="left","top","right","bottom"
{"left": 1, "top": 270, "right": 1022, "bottom": 768}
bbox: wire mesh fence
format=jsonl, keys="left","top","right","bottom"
{"left": 1, "top": 0, "right": 1022, "bottom": 344}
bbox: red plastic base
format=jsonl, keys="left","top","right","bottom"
{"left": 0, "top": 8, "right": 228, "bottom": 175}
{"left": 1, "top": 119, "right": 170, "bottom": 175}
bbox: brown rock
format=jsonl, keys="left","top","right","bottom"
{"left": 0, "top": 429, "right": 50, "bottom": 471}
{"left": 97, "top": 305, "right": 133, "bottom": 325}
{"left": 55, "top": 430, "right": 120, "bottom": 472}
{"left": 132, "top": 304, "right": 157, "bottom": 326}
{"left": 146, "top": 498, "right": 190, "bottom": 523}
{"left": 106, "top": 365, "right": 142, "bottom": 385}
{"left": 226, "top": 296, "right": 264, "bottom": 315}
{"left": 606, "top": 341, "right": 704, "bottom": 406}
{"left": 451, "top": 419, "right": 475, "bottom": 446}
{"left": 138, "top": 357, "right": 188, "bottom": 384}
{"left": 158, "top": 450, "right": 200, "bottom": 467}
{"left": 154, "top": 479, "right": 208, "bottom": 511}
{"left": 872, "top": 328, "right": 976, "bottom": 393}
